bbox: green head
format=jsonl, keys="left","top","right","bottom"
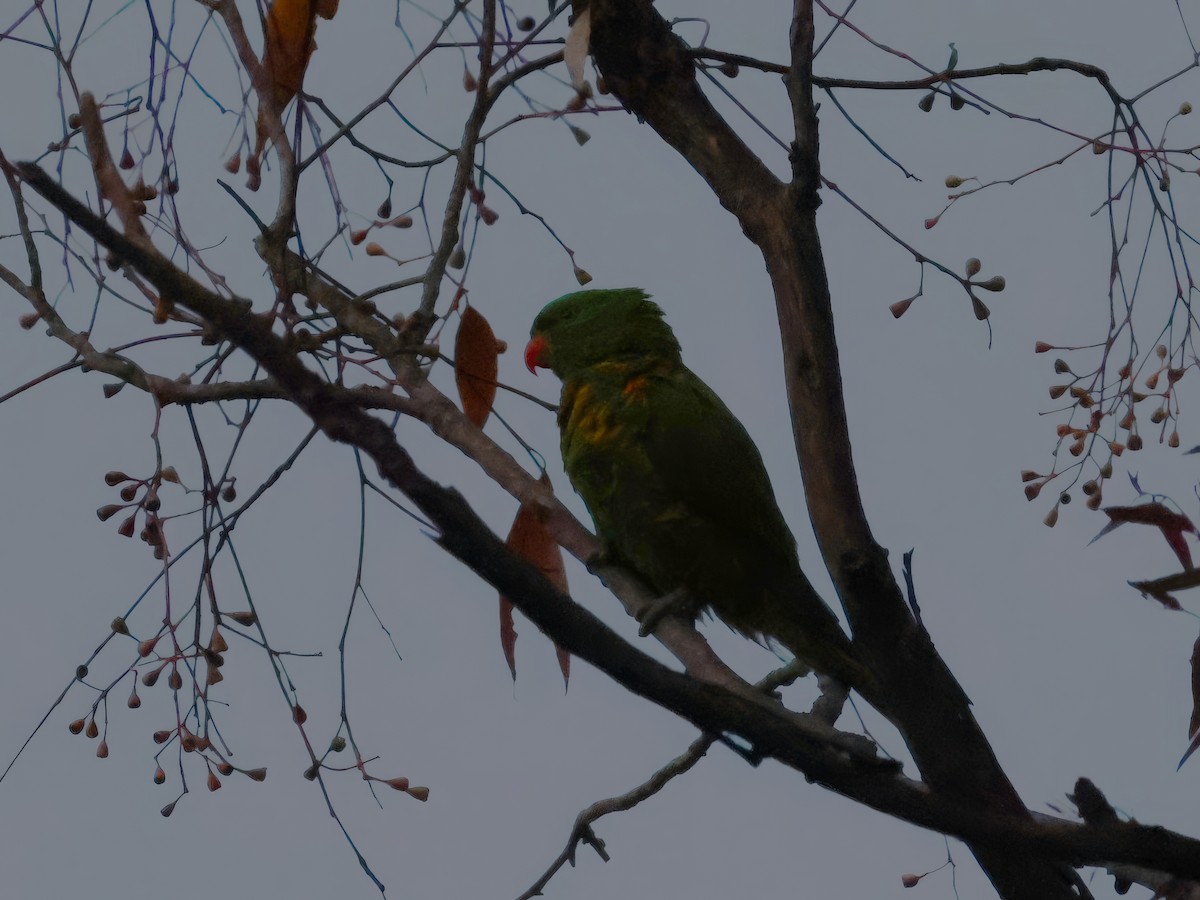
{"left": 525, "top": 288, "right": 681, "bottom": 380}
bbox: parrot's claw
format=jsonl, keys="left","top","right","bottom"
{"left": 636, "top": 586, "right": 692, "bottom": 637}
{"left": 583, "top": 548, "right": 613, "bottom": 572}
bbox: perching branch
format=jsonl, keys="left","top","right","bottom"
{"left": 16, "top": 131, "right": 1200, "bottom": 895}
{"left": 520, "top": 661, "right": 810, "bottom": 900}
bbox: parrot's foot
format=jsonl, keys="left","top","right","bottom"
{"left": 636, "top": 587, "right": 693, "bottom": 637}
{"left": 583, "top": 548, "right": 614, "bottom": 573}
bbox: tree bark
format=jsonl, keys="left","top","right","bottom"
{"left": 582, "top": 0, "right": 1084, "bottom": 894}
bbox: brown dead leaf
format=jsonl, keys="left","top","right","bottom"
{"left": 1129, "top": 568, "right": 1200, "bottom": 610}
{"left": 1095, "top": 502, "right": 1197, "bottom": 570}
{"left": 252, "top": 0, "right": 339, "bottom": 168}
{"left": 455, "top": 305, "right": 506, "bottom": 428}
{"left": 499, "top": 596, "right": 518, "bottom": 681}
{"left": 263, "top": 0, "right": 338, "bottom": 107}
{"left": 499, "top": 474, "right": 570, "bottom": 688}
{"left": 555, "top": 644, "right": 570, "bottom": 691}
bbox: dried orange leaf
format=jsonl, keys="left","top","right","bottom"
{"left": 262, "top": 0, "right": 324, "bottom": 109}
{"left": 1128, "top": 569, "right": 1200, "bottom": 610}
{"left": 455, "top": 305, "right": 503, "bottom": 428}
{"left": 499, "top": 596, "right": 518, "bottom": 681}
{"left": 499, "top": 474, "right": 571, "bottom": 686}
{"left": 1095, "top": 502, "right": 1197, "bottom": 570}
{"left": 253, "top": 0, "right": 337, "bottom": 163}
{"left": 555, "top": 644, "right": 571, "bottom": 692}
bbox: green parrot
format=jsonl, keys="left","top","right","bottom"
{"left": 525, "top": 288, "right": 875, "bottom": 696}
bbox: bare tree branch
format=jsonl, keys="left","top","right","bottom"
{"left": 16, "top": 139, "right": 1200, "bottom": 894}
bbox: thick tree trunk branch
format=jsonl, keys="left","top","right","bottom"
{"left": 581, "top": 0, "right": 782, "bottom": 226}
{"left": 775, "top": 13, "right": 1082, "bottom": 897}
{"left": 581, "top": 0, "right": 1091, "bottom": 895}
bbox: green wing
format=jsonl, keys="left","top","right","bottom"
{"left": 646, "top": 365, "right": 799, "bottom": 566}
{"left": 564, "top": 364, "right": 804, "bottom": 632}
{"left": 538, "top": 289, "right": 870, "bottom": 689}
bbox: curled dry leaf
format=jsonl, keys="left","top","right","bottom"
{"left": 555, "top": 644, "right": 571, "bottom": 691}
{"left": 454, "top": 305, "right": 506, "bottom": 428}
{"left": 499, "top": 594, "right": 518, "bottom": 680}
{"left": 253, "top": 0, "right": 340, "bottom": 166}
{"left": 499, "top": 473, "right": 571, "bottom": 687}
{"left": 262, "top": 0, "right": 339, "bottom": 110}
{"left": 1128, "top": 570, "right": 1197, "bottom": 611}
{"left": 1092, "top": 502, "right": 1197, "bottom": 571}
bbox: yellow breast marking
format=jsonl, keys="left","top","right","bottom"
{"left": 563, "top": 381, "right": 624, "bottom": 448}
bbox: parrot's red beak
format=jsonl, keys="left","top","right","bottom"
{"left": 524, "top": 334, "right": 549, "bottom": 374}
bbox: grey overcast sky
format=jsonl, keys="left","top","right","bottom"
{"left": 1, "top": 2, "right": 1198, "bottom": 898}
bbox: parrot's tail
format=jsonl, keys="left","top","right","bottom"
{"left": 709, "top": 571, "right": 885, "bottom": 710}
{"left": 771, "top": 617, "right": 882, "bottom": 710}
